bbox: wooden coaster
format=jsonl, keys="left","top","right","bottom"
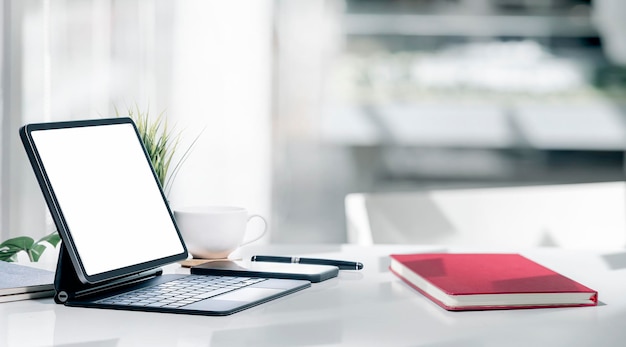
{"left": 179, "top": 258, "right": 241, "bottom": 268}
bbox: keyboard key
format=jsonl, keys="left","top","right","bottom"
{"left": 194, "top": 287, "right": 235, "bottom": 299}
{"left": 97, "top": 275, "right": 267, "bottom": 308}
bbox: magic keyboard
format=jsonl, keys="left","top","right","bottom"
{"left": 98, "top": 275, "right": 267, "bottom": 309}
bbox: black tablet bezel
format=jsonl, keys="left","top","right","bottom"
{"left": 20, "top": 117, "right": 188, "bottom": 284}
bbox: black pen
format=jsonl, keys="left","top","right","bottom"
{"left": 251, "top": 255, "right": 364, "bottom": 270}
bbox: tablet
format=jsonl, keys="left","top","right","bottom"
{"left": 20, "top": 118, "right": 188, "bottom": 284}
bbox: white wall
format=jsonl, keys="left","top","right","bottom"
{"left": 167, "top": 1, "right": 272, "bottom": 242}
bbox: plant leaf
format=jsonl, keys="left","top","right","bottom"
{"left": 28, "top": 244, "right": 47, "bottom": 262}
{"left": 0, "top": 236, "right": 35, "bottom": 250}
{"left": 0, "top": 252, "right": 18, "bottom": 262}
{"left": 164, "top": 126, "right": 204, "bottom": 196}
{"left": 37, "top": 231, "right": 61, "bottom": 247}
{"left": 0, "top": 236, "right": 35, "bottom": 263}
{"left": 122, "top": 105, "right": 197, "bottom": 195}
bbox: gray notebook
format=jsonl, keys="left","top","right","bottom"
{"left": 0, "top": 261, "right": 55, "bottom": 303}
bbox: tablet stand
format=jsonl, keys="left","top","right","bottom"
{"left": 54, "top": 245, "right": 92, "bottom": 303}
{"left": 53, "top": 244, "right": 162, "bottom": 304}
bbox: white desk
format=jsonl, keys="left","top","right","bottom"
{"left": 2, "top": 244, "right": 626, "bottom": 346}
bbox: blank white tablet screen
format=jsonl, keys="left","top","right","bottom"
{"left": 31, "top": 123, "right": 185, "bottom": 276}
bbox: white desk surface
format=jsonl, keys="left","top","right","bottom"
{"left": 2, "top": 244, "right": 626, "bottom": 347}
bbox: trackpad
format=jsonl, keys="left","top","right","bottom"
{"left": 217, "top": 287, "right": 284, "bottom": 302}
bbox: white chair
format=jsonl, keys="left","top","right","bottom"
{"left": 345, "top": 181, "right": 626, "bottom": 249}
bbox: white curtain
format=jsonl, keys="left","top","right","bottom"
{"left": 0, "top": 0, "right": 272, "bottom": 243}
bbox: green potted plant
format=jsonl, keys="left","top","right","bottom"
{"left": 122, "top": 106, "right": 200, "bottom": 196}
{"left": 0, "top": 107, "right": 200, "bottom": 262}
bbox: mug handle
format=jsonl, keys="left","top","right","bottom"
{"left": 240, "top": 214, "right": 267, "bottom": 247}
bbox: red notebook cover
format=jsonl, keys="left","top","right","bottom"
{"left": 389, "top": 253, "right": 598, "bottom": 311}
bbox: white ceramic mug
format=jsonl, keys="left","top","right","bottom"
{"left": 173, "top": 206, "right": 267, "bottom": 259}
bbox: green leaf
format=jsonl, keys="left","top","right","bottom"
{"left": 0, "top": 252, "right": 18, "bottom": 262}
{"left": 37, "top": 231, "right": 61, "bottom": 247}
{"left": 28, "top": 244, "right": 47, "bottom": 262}
{"left": 0, "top": 236, "right": 35, "bottom": 262}
{"left": 120, "top": 105, "right": 199, "bottom": 195}
{"left": 0, "top": 232, "right": 61, "bottom": 263}
{"left": 1, "top": 244, "right": 29, "bottom": 252}
{"left": 0, "top": 236, "right": 35, "bottom": 251}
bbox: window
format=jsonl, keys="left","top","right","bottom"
{"left": 0, "top": 0, "right": 272, "bottom": 243}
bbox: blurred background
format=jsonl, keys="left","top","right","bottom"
{"left": 1, "top": 0, "right": 625, "bottom": 245}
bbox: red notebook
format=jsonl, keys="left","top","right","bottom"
{"left": 389, "top": 253, "right": 598, "bottom": 311}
